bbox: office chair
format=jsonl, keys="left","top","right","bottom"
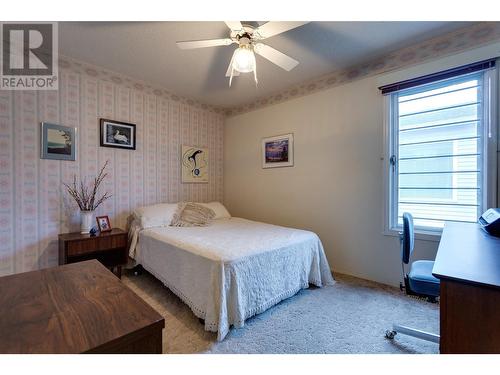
{"left": 385, "top": 212, "right": 440, "bottom": 344}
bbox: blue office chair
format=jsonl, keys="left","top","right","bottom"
{"left": 385, "top": 212, "right": 440, "bottom": 343}
{"left": 399, "top": 212, "right": 440, "bottom": 302}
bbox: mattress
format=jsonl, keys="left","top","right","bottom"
{"left": 130, "top": 217, "right": 334, "bottom": 340}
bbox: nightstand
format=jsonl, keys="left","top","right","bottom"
{"left": 58, "top": 228, "right": 128, "bottom": 278}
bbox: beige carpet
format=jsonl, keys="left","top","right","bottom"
{"left": 122, "top": 270, "right": 439, "bottom": 354}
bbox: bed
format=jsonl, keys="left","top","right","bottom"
{"left": 128, "top": 203, "right": 334, "bottom": 341}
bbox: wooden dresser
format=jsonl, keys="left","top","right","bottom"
{"left": 0, "top": 260, "right": 164, "bottom": 353}
{"left": 59, "top": 228, "right": 128, "bottom": 278}
{"left": 433, "top": 222, "right": 500, "bottom": 353}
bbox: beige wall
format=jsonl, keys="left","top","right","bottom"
{"left": 224, "top": 45, "right": 500, "bottom": 286}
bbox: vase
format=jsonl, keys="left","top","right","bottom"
{"left": 80, "top": 210, "right": 95, "bottom": 234}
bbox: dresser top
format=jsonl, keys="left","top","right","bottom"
{"left": 0, "top": 260, "right": 163, "bottom": 353}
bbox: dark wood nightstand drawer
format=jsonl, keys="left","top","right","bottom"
{"left": 67, "top": 238, "right": 96, "bottom": 256}
{"left": 59, "top": 228, "right": 128, "bottom": 278}
{"left": 66, "top": 233, "right": 127, "bottom": 257}
{"left": 97, "top": 233, "right": 127, "bottom": 251}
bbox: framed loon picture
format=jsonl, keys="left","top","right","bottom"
{"left": 181, "top": 145, "right": 209, "bottom": 183}
{"left": 41, "top": 122, "right": 77, "bottom": 161}
{"left": 100, "top": 118, "right": 136, "bottom": 150}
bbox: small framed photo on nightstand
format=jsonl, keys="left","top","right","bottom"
{"left": 96, "top": 215, "right": 112, "bottom": 232}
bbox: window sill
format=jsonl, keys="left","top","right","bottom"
{"left": 383, "top": 228, "right": 442, "bottom": 242}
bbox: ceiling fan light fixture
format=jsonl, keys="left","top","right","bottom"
{"left": 177, "top": 21, "right": 308, "bottom": 88}
{"left": 232, "top": 45, "right": 256, "bottom": 73}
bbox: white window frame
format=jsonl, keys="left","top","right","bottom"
{"left": 383, "top": 66, "right": 498, "bottom": 241}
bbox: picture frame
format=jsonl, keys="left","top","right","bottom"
{"left": 41, "top": 122, "right": 77, "bottom": 161}
{"left": 100, "top": 118, "right": 136, "bottom": 150}
{"left": 181, "top": 145, "right": 209, "bottom": 183}
{"left": 262, "top": 133, "right": 294, "bottom": 168}
{"left": 96, "top": 215, "right": 112, "bottom": 232}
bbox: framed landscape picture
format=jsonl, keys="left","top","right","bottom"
{"left": 100, "top": 118, "right": 136, "bottom": 150}
{"left": 181, "top": 145, "right": 209, "bottom": 183}
{"left": 41, "top": 122, "right": 76, "bottom": 161}
{"left": 262, "top": 133, "right": 294, "bottom": 168}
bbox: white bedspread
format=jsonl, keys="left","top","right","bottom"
{"left": 130, "top": 217, "right": 334, "bottom": 340}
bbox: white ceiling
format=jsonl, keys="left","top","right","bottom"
{"left": 59, "top": 21, "right": 473, "bottom": 108}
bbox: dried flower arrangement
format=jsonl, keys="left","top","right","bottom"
{"left": 63, "top": 160, "right": 112, "bottom": 211}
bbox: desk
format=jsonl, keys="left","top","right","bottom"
{"left": 0, "top": 260, "right": 164, "bottom": 353}
{"left": 433, "top": 222, "right": 500, "bottom": 353}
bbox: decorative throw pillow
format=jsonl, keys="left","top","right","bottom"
{"left": 197, "top": 201, "right": 231, "bottom": 219}
{"left": 170, "top": 202, "right": 216, "bottom": 227}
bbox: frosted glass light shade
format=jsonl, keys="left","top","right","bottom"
{"left": 232, "top": 47, "right": 256, "bottom": 73}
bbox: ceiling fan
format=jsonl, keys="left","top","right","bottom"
{"left": 176, "top": 21, "right": 309, "bottom": 86}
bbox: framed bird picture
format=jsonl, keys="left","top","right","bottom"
{"left": 99, "top": 118, "right": 136, "bottom": 150}
{"left": 181, "top": 145, "right": 209, "bottom": 183}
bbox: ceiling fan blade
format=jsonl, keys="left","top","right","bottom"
{"left": 224, "top": 21, "right": 243, "bottom": 32}
{"left": 254, "top": 43, "right": 299, "bottom": 71}
{"left": 255, "top": 21, "right": 309, "bottom": 39}
{"left": 176, "top": 38, "right": 233, "bottom": 50}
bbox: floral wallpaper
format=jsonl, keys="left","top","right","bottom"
{"left": 0, "top": 57, "right": 224, "bottom": 276}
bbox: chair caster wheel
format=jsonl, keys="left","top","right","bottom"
{"left": 385, "top": 330, "right": 397, "bottom": 339}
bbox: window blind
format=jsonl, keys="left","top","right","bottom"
{"left": 393, "top": 72, "right": 485, "bottom": 230}
{"left": 378, "top": 59, "right": 495, "bottom": 95}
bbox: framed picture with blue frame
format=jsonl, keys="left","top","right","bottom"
{"left": 40, "top": 122, "right": 77, "bottom": 161}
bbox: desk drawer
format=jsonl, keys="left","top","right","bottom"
{"left": 440, "top": 279, "right": 500, "bottom": 353}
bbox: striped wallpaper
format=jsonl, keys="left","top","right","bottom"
{"left": 0, "top": 58, "right": 224, "bottom": 277}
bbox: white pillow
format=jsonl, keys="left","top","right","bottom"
{"left": 133, "top": 203, "right": 177, "bottom": 228}
{"left": 198, "top": 202, "right": 231, "bottom": 219}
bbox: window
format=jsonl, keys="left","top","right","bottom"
{"left": 383, "top": 63, "right": 497, "bottom": 235}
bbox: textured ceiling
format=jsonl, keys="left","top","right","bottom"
{"left": 59, "top": 21, "right": 473, "bottom": 108}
